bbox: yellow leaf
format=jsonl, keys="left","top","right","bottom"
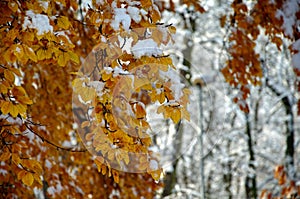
{"left": 101, "top": 164, "right": 107, "bottom": 175}
{"left": 158, "top": 92, "right": 165, "bottom": 103}
{"left": 1, "top": 101, "right": 11, "bottom": 115}
{"left": 68, "top": 51, "right": 80, "bottom": 64}
{"left": 30, "top": 160, "right": 43, "bottom": 174}
{"left": 22, "top": 172, "right": 34, "bottom": 186}
{"left": 12, "top": 86, "right": 27, "bottom": 96}
{"left": 33, "top": 173, "right": 42, "bottom": 185}
{"left": 57, "top": 16, "right": 71, "bottom": 29}
{"left": 22, "top": 31, "right": 35, "bottom": 43}
{"left": 168, "top": 26, "right": 176, "bottom": 34}
{"left": 149, "top": 169, "right": 161, "bottom": 181}
{"left": 57, "top": 51, "right": 70, "bottom": 66}
{"left": 151, "top": 9, "right": 161, "bottom": 23}
{"left": 24, "top": 45, "right": 37, "bottom": 62}
{"left": 0, "top": 84, "right": 8, "bottom": 94}
{"left": 157, "top": 105, "right": 165, "bottom": 114}
{"left": 17, "top": 170, "right": 26, "bottom": 181}
{"left": 10, "top": 104, "right": 19, "bottom": 118}
{"left": 4, "top": 69, "right": 15, "bottom": 83}
{"left": 3, "top": 46, "right": 17, "bottom": 63}
{"left": 102, "top": 72, "right": 112, "bottom": 81}
{"left": 69, "top": 71, "right": 83, "bottom": 76}
{"left": 36, "top": 48, "right": 47, "bottom": 60}
{"left": 8, "top": 1, "right": 18, "bottom": 12}
{"left": 12, "top": 153, "right": 21, "bottom": 165}
{"left": 170, "top": 108, "right": 181, "bottom": 124}
{"left": 16, "top": 96, "right": 33, "bottom": 105}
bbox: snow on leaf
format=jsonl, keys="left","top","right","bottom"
{"left": 127, "top": 6, "right": 141, "bottom": 23}
{"left": 132, "top": 39, "right": 162, "bottom": 59}
{"left": 111, "top": 8, "right": 131, "bottom": 31}
{"left": 23, "top": 11, "right": 53, "bottom": 35}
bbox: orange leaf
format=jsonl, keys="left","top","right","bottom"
{"left": 17, "top": 170, "right": 27, "bottom": 181}
{"left": 135, "top": 102, "right": 146, "bottom": 119}
{"left": 112, "top": 170, "right": 119, "bottom": 183}
{"left": 141, "top": 0, "right": 152, "bottom": 8}
{"left": 22, "top": 172, "right": 34, "bottom": 186}
{"left": 4, "top": 69, "right": 15, "bottom": 83}
{"left": 12, "top": 153, "right": 21, "bottom": 165}
{"left": 0, "top": 149, "right": 11, "bottom": 161}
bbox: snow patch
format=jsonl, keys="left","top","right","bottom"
{"left": 292, "top": 39, "right": 300, "bottom": 50}
{"left": 113, "top": 66, "right": 130, "bottom": 77}
{"left": 149, "top": 159, "right": 159, "bottom": 170}
{"left": 89, "top": 81, "right": 105, "bottom": 94}
{"left": 292, "top": 52, "right": 300, "bottom": 69}
{"left": 39, "top": 1, "right": 49, "bottom": 10}
{"left": 62, "top": 140, "right": 72, "bottom": 148}
{"left": 132, "top": 39, "right": 162, "bottom": 58}
{"left": 127, "top": 6, "right": 141, "bottom": 23}
{"left": 160, "top": 68, "right": 185, "bottom": 100}
{"left": 47, "top": 186, "right": 56, "bottom": 195}
{"left": 45, "top": 159, "right": 52, "bottom": 169}
{"left": 16, "top": 47, "right": 21, "bottom": 53}
{"left": 276, "top": 1, "right": 300, "bottom": 38}
{"left": 111, "top": 8, "right": 131, "bottom": 31}
{"left": 23, "top": 10, "right": 53, "bottom": 35}
{"left": 0, "top": 169, "right": 8, "bottom": 175}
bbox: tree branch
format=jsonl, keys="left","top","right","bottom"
{"left": 24, "top": 122, "right": 87, "bottom": 153}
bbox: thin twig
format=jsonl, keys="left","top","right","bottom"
{"left": 24, "top": 123, "right": 87, "bottom": 152}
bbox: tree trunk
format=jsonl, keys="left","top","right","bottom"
{"left": 162, "top": 120, "right": 183, "bottom": 197}
{"left": 245, "top": 113, "right": 257, "bottom": 199}
{"left": 266, "top": 81, "right": 295, "bottom": 179}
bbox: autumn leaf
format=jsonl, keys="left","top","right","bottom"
{"left": 1, "top": 101, "right": 11, "bottom": 115}
{"left": 0, "top": 149, "right": 11, "bottom": 161}
{"left": 4, "top": 69, "right": 15, "bottom": 83}
{"left": 148, "top": 169, "right": 161, "bottom": 181}
{"left": 68, "top": 51, "right": 80, "bottom": 64}
{"left": 24, "top": 45, "right": 37, "bottom": 62}
{"left": 22, "top": 172, "right": 34, "bottom": 186}
{"left": 12, "top": 153, "right": 21, "bottom": 165}
{"left": 112, "top": 170, "right": 120, "bottom": 183}
{"left": 57, "top": 16, "right": 72, "bottom": 29}
{"left": 57, "top": 51, "right": 70, "bottom": 66}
